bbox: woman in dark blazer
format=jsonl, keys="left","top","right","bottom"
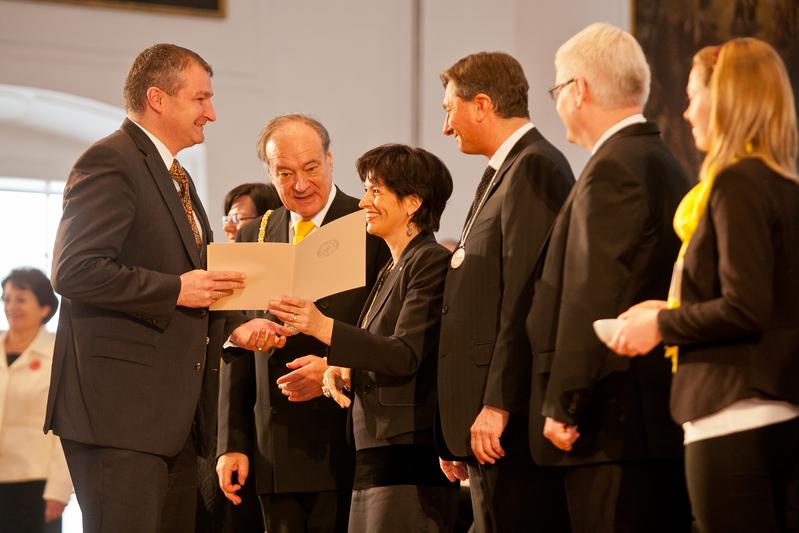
{"left": 269, "top": 144, "right": 457, "bottom": 532}
{"left": 610, "top": 38, "right": 799, "bottom": 533}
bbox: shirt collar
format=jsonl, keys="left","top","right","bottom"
{"left": 129, "top": 118, "right": 175, "bottom": 169}
{"left": 488, "top": 122, "right": 534, "bottom": 171}
{"left": 289, "top": 185, "right": 338, "bottom": 232}
{"left": 591, "top": 113, "right": 646, "bottom": 155}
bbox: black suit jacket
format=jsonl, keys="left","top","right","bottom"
{"left": 217, "top": 189, "right": 389, "bottom": 494}
{"left": 527, "top": 121, "right": 689, "bottom": 466}
{"left": 658, "top": 158, "right": 799, "bottom": 423}
{"left": 437, "top": 127, "right": 575, "bottom": 458}
{"left": 45, "top": 119, "right": 241, "bottom": 458}
{"left": 328, "top": 233, "right": 450, "bottom": 444}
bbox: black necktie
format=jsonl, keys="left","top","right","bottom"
{"left": 464, "top": 165, "right": 495, "bottom": 226}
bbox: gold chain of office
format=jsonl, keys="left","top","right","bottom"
{"left": 257, "top": 210, "right": 273, "bottom": 243}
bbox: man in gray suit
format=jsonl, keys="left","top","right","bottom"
{"left": 435, "top": 52, "right": 574, "bottom": 533}
{"left": 46, "top": 44, "right": 270, "bottom": 533}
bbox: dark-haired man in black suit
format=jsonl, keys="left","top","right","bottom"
{"left": 435, "top": 52, "right": 574, "bottom": 533}
{"left": 527, "top": 23, "right": 692, "bottom": 533}
{"left": 216, "top": 114, "right": 389, "bottom": 533}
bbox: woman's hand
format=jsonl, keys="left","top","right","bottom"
{"left": 322, "top": 366, "right": 352, "bottom": 409}
{"left": 618, "top": 299, "right": 668, "bottom": 318}
{"left": 609, "top": 305, "right": 663, "bottom": 357}
{"left": 268, "top": 296, "right": 334, "bottom": 345}
{"left": 44, "top": 499, "right": 67, "bottom": 523}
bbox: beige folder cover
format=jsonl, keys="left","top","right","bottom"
{"left": 208, "top": 210, "right": 366, "bottom": 310}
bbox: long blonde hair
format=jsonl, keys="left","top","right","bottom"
{"left": 702, "top": 37, "right": 798, "bottom": 182}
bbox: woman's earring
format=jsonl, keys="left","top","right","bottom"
{"left": 406, "top": 223, "right": 413, "bottom": 237}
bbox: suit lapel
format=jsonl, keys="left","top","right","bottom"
{"left": 362, "top": 260, "right": 399, "bottom": 329}
{"left": 122, "top": 120, "right": 202, "bottom": 268}
{"left": 362, "top": 233, "right": 432, "bottom": 329}
{"left": 484, "top": 127, "right": 543, "bottom": 201}
{"left": 321, "top": 188, "right": 358, "bottom": 226}
{"left": 267, "top": 208, "right": 290, "bottom": 243}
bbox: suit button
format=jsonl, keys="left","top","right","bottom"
{"left": 318, "top": 301, "right": 329, "bottom": 310}
{"left": 195, "top": 362, "right": 202, "bottom": 371}
{"left": 442, "top": 305, "right": 448, "bottom": 314}
{"left": 271, "top": 406, "right": 279, "bottom": 414}
{"left": 199, "top": 310, "right": 207, "bottom": 317}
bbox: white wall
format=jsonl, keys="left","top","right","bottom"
{"left": 0, "top": 0, "right": 630, "bottom": 241}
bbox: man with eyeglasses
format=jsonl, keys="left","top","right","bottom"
{"left": 526, "top": 23, "right": 692, "bottom": 533}
{"left": 216, "top": 114, "right": 389, "bottom": 533}
{"left": 435, "top": 51, "right": 574, "bottom": 533}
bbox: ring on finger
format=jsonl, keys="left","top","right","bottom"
{"left": 287, "top": 325, "right": 299, "bottom": 335}
{"left": 292, "top": 313, "right": 298, "bottom": 323}
{"left": 321, "top": 385, "right": 332, "bottom": 398}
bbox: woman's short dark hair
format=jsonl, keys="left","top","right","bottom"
{"left": 355, "top": 144, "right": 453, "bottom": 233}
{"left": 2, "top": 268, "right": 59, "bottom": 324}
{"left": 223, "top": 182, "right": 283, "bottom": 216}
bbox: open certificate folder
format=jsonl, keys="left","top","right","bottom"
{"left": 207, "top": 210, "right": 366, "bottom": 310}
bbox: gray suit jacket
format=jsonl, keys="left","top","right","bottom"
{"left": 329, "top": 233, "right": 450, "bottom": 444}
{"left": 46, "top": 119, "right": 239, "bottom": 458}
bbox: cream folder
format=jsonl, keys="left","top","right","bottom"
{"left": 207, "top": 210, "right": 366, "bottom": 310}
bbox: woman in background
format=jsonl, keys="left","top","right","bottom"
{"left": 610, "top": 38, "right": 799, "bottom": 533}
{"left": 0, "top": 268, "right": 71, "bottom": 533}
{"left": 222, "top": 182, "right": 282, "bottom": 242}
{"left": 269, "top": 144, "right": 458, "bottom": 532}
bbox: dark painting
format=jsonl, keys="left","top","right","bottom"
{"left": 28, "top": 0, "right": 225, "bottom": 17}
{"left": 633, "top": 0, "right": 799, "bottom": 177}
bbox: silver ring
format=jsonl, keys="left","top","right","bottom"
{"left": 322, "top": 385, "right": 332, "bottom": 398}
{"left": 292, "top": 313, "right": 298, "bottom": 323}
{"left": 256, "top": 345, "right": 263, "bottom": 350}
{"left": 287, "top": 325, "right": 299, "bottom": 335}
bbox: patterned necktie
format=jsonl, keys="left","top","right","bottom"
{"left": 464, "top": 165, "right": 496, "bottom": 226}
{"left": 293, "top": 219, "right": 315, "bottom": 244}
{"left": 169, "top": 159, "right": 203, "bottom": 253}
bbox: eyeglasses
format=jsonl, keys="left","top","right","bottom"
{"left": 548, "top": 78, "right": 576, "bottom": 101}
{"left": 222, "top": 214, "right": 257, "bottom": 225}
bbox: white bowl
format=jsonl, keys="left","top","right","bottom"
{"left": 593, "top": 318, "right": 623, "bottom": 346}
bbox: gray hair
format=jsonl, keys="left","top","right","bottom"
{"left": 555, "top": 23, "right": 650, "bottom": 109}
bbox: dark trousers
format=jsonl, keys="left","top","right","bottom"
{"left": 62, "top": 435, "right": 198, "bottom": 533}
{"left": 0, "top": 480, "right": 61, "bottom": 533}
{"left": 466, "top": 417, "right": 571, "bottom": 533}
{"left": 562, "top": 458, "right": 691, "bottom": 533}
{"left": 348, "top": 484, "right": 458, "bottom": 533}
{"left": 685, "top": 416, "right": 799, "bottom": 533}
{"left": 258, "top": 490, "right": 351, "bottom": 533}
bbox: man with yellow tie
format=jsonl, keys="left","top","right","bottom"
{"left": 216, "top": 114, "right": 389, "bottom": 533}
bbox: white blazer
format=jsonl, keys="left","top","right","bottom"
{"left": 0, "top": 327, "right": 72, "bottom": 503}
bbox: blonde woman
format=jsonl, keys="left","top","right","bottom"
{"left": 610, "top": 38, "right": 799, "bottom": 533}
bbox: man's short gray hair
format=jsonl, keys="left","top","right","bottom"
{"left": 555, "top": 22, "right": 650, "bottom": 109}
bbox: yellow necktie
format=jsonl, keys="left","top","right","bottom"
{"left": 293, "top": 219, "right": 315, "bottom": 244}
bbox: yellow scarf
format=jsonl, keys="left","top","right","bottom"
{"left": 665, "top": 174, "right": 716, "bottom": 372}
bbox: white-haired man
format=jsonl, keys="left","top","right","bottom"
{"left": 526, "top": 23, "right": 692, "bottom": 532}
